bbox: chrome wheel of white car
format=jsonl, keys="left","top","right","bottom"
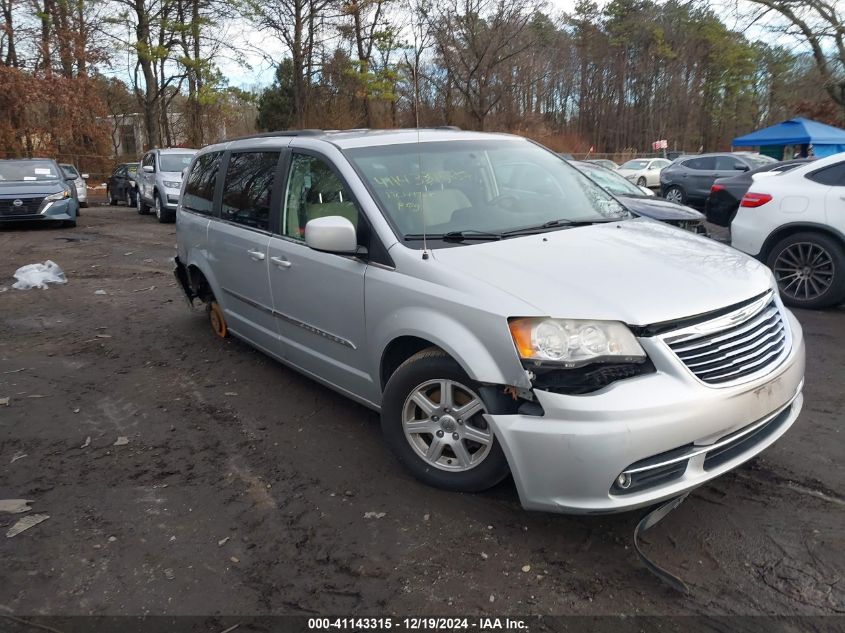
{"left": 637, "top": 177, "right": 647, "bottom": 187}
{"left": 402, "top": 378, "right": 491, "bottom": 472}
{"left": 774, "top": 242, "right": 833, "bottom": 301}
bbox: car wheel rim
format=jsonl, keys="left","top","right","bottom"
{"left": 666, "top": 189, "right": 682, "bottom": 202}
{"left": 155, "top": 198, "right": 161, "bottom": 218}
{"left": 774, "top": 242, "right": 835, "bottom": 301}
{"left": 402, "top": 379, "right": 492, "bottom": 472}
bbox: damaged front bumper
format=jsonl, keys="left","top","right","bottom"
{"left": 485, "top": 311, "right": 806, "bottom": 514}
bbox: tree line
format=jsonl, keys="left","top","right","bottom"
{"left": 0, "top": 0, "right": 842, "bottom": 164}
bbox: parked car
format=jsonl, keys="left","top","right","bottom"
{"left": 730, "top": 152, "right": 845, "bottom": 309}
{"left": 107, "top": 162, "right": 140, "bottom": 206}
{"left": 174, "top": 129, "right": 805, "bottom": 514}
{"left": 572, "top": 161, "right": 707, "bottom": 234}
{"left": 705, "top": 159, "right": 814, "bottom": 227}
{"left": 136, "top": 148, "right": 197, "bottom": 222}
{"left": 0, "top": 158, "right": 78, "bottom": 227}
{"left": 585, "top": 159, "right": 618, "bottom": 170}
{"left": 59, "top": 163, "right": 88, "bottom": 209}
{"left": 617, "top": 158, "right": 671, "bottom": 187}
{"left": 660, "top": 152, "right": 776, "bottom": 207}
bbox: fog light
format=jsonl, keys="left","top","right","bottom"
{"left": 616, "top": 473, "right": 632, "bottom": 489}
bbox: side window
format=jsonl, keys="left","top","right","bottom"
{"left": 807, "top": 162, "right": 845, "bottom": 186}
{"left": 183, "top": 152, "right": 221, "bottom": 216}
{"left": 715, "top": 156, "right": 746, "bottom": 171}
{"left": 220, "top": 151, "right": 278, "bottom": 231}
{"left": 282, "top": 153, "right": 359, "bottom": 240}
{"left": 684, "top": 157, "right": 716, "bottom": 171}
{"left": 142, "top": 153, "right": 154, "bottom": 171}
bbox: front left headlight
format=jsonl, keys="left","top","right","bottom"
{"left": 163, "top": 180, "right": 181, "bottom": 189}
{"left": 44, "top": 190, "right": 70, "bottom": 202}
{"left": 508, "top": 317, "right": 646, "bottom": 368}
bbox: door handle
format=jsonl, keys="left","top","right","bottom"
{"left": 247, "top": 249, "right": 265, "bottom": 261}
{"left": 270, "top": 256, "right": 292, "bottom": 269}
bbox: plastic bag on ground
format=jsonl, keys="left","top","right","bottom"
{"left": 12, "top": 261, "right": 68, "bottom": 290}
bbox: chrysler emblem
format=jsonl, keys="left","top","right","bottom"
{"left": 12, "top": 199, "right": 23, "bottom": 207}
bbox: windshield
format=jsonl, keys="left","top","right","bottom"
{"left": 159, "top": 154, "right": 193, "bottom": 172}
{"left": 345, "top": 140, "right": 626, "bottom": 243}
{"left": 621, "top": 159, "right": 649, "bottom": 170}
{"left": 0, "top": 160, "right": 61, "bottom": 182}
{"left": 60, "top": 164, "right": 80, "bottom": 178}
{"left": 575, "top": 163, "right": 643, "bottom": 196}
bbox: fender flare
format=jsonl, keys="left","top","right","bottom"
{"left": 374, "top": 307, "right": 530, "bottom": 389}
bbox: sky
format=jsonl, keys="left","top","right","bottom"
{"left": 208, "top": 0, "right": 795, "bottom": 91}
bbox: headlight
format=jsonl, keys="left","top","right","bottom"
{"left": 163, "top": 180, "right": 181, "bottom": 189}
{"left": 508, "top": 318, "right": 645, "bottom": 367}
{"left": 44, "top": 190, "right": 70, "bottom": 202}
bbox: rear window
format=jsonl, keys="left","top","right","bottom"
{"left": 807, "top": 161, "right": 845, "bottom": 186}
{"left": 220, "top": 151, "right": 279, "bottom": 231}
{"left": 183, "top": 152, "right": 222, "bottom": 216}
{"left": 61, "top": 164, "right": 80, "bottom": 178}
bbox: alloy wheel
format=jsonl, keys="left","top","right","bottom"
{"left": 773, "top": 241, "right": 835, "bottom": 302}
{"left": 665, "top": 188, "right": 683, "bottom": 203}
{"left": 402, "top": 379, "right": 492, "bottom": 472}
{"left": 155, "top": 196, "right": 161, "bottom": 219}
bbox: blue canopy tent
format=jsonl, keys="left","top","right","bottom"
{"left": 732, "top": 117, "right": 845, "bottom": 159}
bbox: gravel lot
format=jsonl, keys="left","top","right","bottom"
{"left": 1, "top": 206, "right": 843, "bottom": 617}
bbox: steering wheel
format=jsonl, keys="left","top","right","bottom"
{"left": 487, "top": 194, "right": 521, "bottom": 210}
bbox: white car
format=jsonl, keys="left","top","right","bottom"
{"left": 731, "top": 151, "right": 845, "bottom": 309}
{"left": 617, "top": 158, "right": 671, "bottom": 188}
{"left": 60, "top": 163, "right": 88, "bottom": 208}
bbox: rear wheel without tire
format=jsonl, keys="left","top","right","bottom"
{"left": 767, "top": 232, "right": 845, "bottom": 309}
{"left": 208, "top": 301, "right": 228, "bottom": 338}
{"left": 381, "top": 349, "right": 509, "bottom": 492}
{"left": 664, "top": 185, "right": 685, "bottom": 204}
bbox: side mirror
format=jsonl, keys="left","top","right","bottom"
{"left": 81, "top": 173, "right": 89, "bottom": 179}
{"left": 304, "top": 216, "right": 357, "bottom": 254}
{"left": 65, "top": 175, "right": 76, "bottom": 182}
{"left": 142, "top": 165, "right": 154, "bottom": 173}
{"left": 735, "top": 164, "right": 749, "bottom": 172}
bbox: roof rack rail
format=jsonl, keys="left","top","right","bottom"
{"left": 223, "top": 129, "right": 325, "bottom": 142}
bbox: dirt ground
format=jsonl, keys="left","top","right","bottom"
{"left": 0, "top": 205, "right": 843, "bottom": 618}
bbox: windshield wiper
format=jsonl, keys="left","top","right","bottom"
{"left": 501, "top": 218, "right": 588, "bottom": 236}
{"left": 404, "top": 230, "right": 503, "bottom": 242}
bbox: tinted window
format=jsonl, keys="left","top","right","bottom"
{"left": 715, "top": 156, "right": 747, "bottom": 171}
{"left": 61, "top": 164, "right": 80, "bottom": 178}
{"left": 183, "top": 151, "right": 221, "bottom": 216}
{"left": 283, "top": 154, "right": 359, "bottom": 240}
{"left": 807, "top": 162, "right": 845, "bottom": 186}
{"left": 683, "top": 157, "right": 716, "bottom": 170}
{"left": 221, "top": 152, "right": 278, "bottom": 230}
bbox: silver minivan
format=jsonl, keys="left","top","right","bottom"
{"left": 137, "top": 148, "right": 197, "bottom": 222}
{"left": 174, "top": 129, "right": 805, "bottom": 514}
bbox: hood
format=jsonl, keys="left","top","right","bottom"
{"left": 0, "top": 181, "right": 65, "bottom": 196}
{"left": 430, "top": 219, "right": 772, "bottom": 326}
{"left": 617, "top": 196, "right": 704, "bottom": 221}
{"left": 159, "top": 171, "right": 183, "bottom": 179}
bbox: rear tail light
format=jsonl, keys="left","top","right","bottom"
{"left": 710, "top": 184, "right": 724, "bottom": 193}
{"left": 740, "top": 192, "right": 772, "bottom": 208}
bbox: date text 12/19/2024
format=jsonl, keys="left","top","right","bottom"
{"left": 308, "top": 618, "right": 530, "bottom": 631}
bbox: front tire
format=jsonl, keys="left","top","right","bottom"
{"left": 767, "top": 232, "right": 845, "bottom": 309}
{"left": 664, "top": 185, "right": 685, "bottom": 204}
{"left": 381, "top": 349, "right": 509, "bottom": 492}
{"left": 637, "top": 177, "right": 647, "bottom": 187}
{"left": 137, "top": 192, "right": 149, "bottom": 215}
{"left": 154, "top": 193, "right": 172, "bottom": 223}
{"left": 107, "top": 187, "right": 118, "bottom": 205}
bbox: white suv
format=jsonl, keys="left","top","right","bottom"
{"left": 731, "top": 152, "right": 845, "bottom": 309}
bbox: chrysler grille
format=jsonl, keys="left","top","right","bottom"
{"left": 664, "top": 293, "right": 789, "bottom": 385}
